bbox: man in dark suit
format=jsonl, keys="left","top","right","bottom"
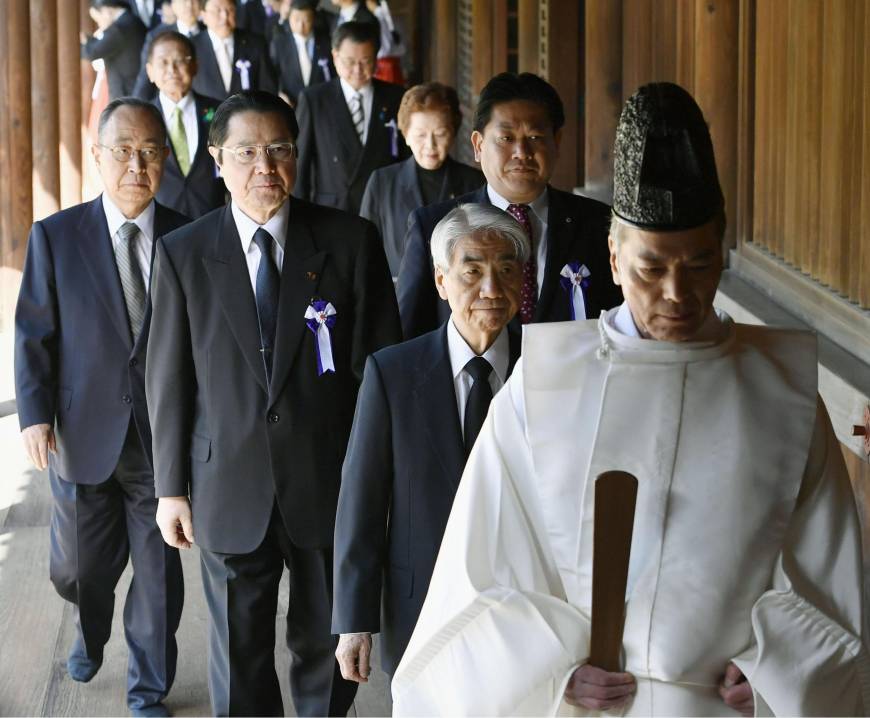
{"left": 132, "top": 0, "right": 205, "bottom": 99}
{"left": 332, "top": 204, "right": 527, "bottom": 681}
{"left": 237, "top": 0, "right": 282, "bottom": 38}
{"left": 15, "top": 98, "right": 188, "bottom": 718}
{"left": 295, "top": 21, "right": 408, "bottom": 214}
{"left": 81, "top": 0, "right": 148, "bottom": 99}
{"left": 146, "top": 31, "right": 226, "bottom": 217}
{"left": 191, "top": 0, "right": 278, "bottom": 100}
{"left": 396, "top": 72, "right": 623, "bottom": 339}
{"left": 270, "top": 0, "right": 335, "bottom": 106}
{"left": 147, "top": 90, "right": 400, "bottom": 716}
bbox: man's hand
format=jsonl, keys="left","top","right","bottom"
{"left": 22, "top": 423, "right": 56, "bottom": 471}
{"left": 335, "top": 632, "right": 373, "bottom": 683}
{"left": 156, "top": 496, "right": 194, "bottom": 549}
{"left": 564, "top": 664, "right": 636, "bottom": 711}
{"left": 719, "top": 662, "right": 754, "bottom": 716}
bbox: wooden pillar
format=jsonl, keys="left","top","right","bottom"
{"left": 516, "top": 0, "right": 539, "bottom": 72}
{"left": 542, "top": 0, "right": 582, "bottom": 190}
{"left": 31, "top": 0, "right": 60, "bottom": 221}
{"left": 693, "top": 0, "right": 739, "bottom": 254}
{"left": 471, "top": 0, "right": 494, "bottom": 94}
{"left": 432, "top": 0, "right": 456, "bottom": 85}
{"left": 584, "top": 0, "right": 622, "bottom": 197}
{"left": 58, "top": 0, "right": 82, "bottom": 210}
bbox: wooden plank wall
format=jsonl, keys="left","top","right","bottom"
{"left": 753, "top": 0, "right": 869, "bottom": 309}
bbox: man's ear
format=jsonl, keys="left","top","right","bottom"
{"left": 434, "top": 266, "right": 449, "bottom": 301}
{"left": 470, "top": 131, "right": 483, "bottom": 163}
{"left": 608, "top": 234, "right": 621, "bottom": 286}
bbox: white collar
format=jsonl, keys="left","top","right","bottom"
{"left": 446, "top": 318, "right": 510, "bottom": 384}
{"left": 292, "top": 32, "right": 312, "bottom": 45}
{"left": 605, "top": 301, "right": 730, "bottom": 344}
{"left": 208, "top": 29, "right": 233, "bottom": 47}
{"left": 339, "top": 77, "right": 373, "bottom": 103}
{"left": 486, "top": 184, "right": 549, "bottom": 223}
{"left": 176, "top": 20, "right": 198, "bottom": 36}
{"left": 158, "top": 91, "right": 194, "bottom": 114}
{"left": 339, "top": 3, "right": 358, "bottom": 20}
{"left": 101, "top": 193, "right": 155, "bottom": 240}
{"left": 231, "top": 199, "right": 290, "bottom": 252}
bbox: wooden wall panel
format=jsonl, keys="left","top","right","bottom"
{"left": 432, "top": 0, "right": 457, "bottom": 84}
{"left": 545, "top": 0, "right": 581, "bottom": 190}
{"left": 735, "top": 0, "right": 755, "bottom": 248}
{"left": 30, "top": 0, "right": 60, "bottom": 221}
{"left": 621, "top": 0, "right": 653, "bottom": 99}
{"left": 860, "top": 4, "right": 870, "bottom": 308}
{"left": 845, "top": 0, "right": 865, "bottom": 302}
{"left": 57, "top": 0, "right": 81, "bottom": 210}
{"left": 675, "top": 0, "right": 695, "bottom": 91}
{"left": 516, "top": 0, "right": 539, "bottom": 72}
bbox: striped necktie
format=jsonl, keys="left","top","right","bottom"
{"left": 114, "top": 222, "right": 147, "bottom": 342}
{"left": 350, "top": 92, "right": 365, "bottom": 144}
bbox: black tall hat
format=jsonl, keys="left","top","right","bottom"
{"left": 612, "top": 82, "right": 724, "bottom": 231}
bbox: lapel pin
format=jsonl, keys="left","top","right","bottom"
{"left": 566, "top": 217, "right": 573, "bottom": 223}
{"left": 306, "top": 271, "right": 318, "bottom": 281}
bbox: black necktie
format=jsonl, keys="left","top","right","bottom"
{"left": 252, "top": 228, "right": 280, "bottom": 380}
{"left": 463, "top": 356, "right": 494, "bottom": 456}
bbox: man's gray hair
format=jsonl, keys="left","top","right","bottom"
{"left": 430, "top": 204, "right": 531, "bottom": 271}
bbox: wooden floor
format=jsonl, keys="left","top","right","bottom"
{"left": 0, "top": 413, "right": 392, "bottom": 717}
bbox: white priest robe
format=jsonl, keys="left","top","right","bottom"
{"left": 391, "top": 307, "right": 870, "bottom": 716}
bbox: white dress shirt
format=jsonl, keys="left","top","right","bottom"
{"left": 339, "top": 78, "right": 374, "bottom": 145}
{"left": 102, "top": 193, "right": 155, "bottom": 287}
{"left": 175, "top": 20, "right": 199, "bottom": 37}
{"left": 293, "top": 32, "right": 313, "bottom": 85}
{"left": 232, "top": 199, "right": 289, "bottom": 294}
{"left": 338, "top": 3, "right": 359, "bottom": 24}
{"left": 447, "top": 319, "right": 509, "bottom": 437}
{"left": 487, "top": 185, "right": 549, "bottom": 296}
{"left": 158, "top": 91, "right": 198, "bottom": 166}
{"left": 135, "top": 0, "right": 154, "bottom": 26}
{"left": 208, "top": 29, "right": 235, "bottom": 92}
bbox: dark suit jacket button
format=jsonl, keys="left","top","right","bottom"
{"left": 268, "top": 412, "right": 280, "bottom": 423}
{"left": 332, "top": 156, "right": 338, "bottom": 163}
{"left": 129, "top": 358, "right": 138, "bottom": 367}
{"left": 122, "top": 394, "right": 132, "bottom": 404}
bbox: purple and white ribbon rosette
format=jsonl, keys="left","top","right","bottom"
{"left": 235, "top": 59, "right": 252, "bottom": 90}
{"left": 559, "top": 262, "right": 591, "bottom": 320}
{"left": 317, "top": 57, "right": 332, "bottom": 81}
{"left": 385, "top": 118, "right": 399, "bottom": 158}
{"left": 304, "top": 300, "right": 337, "bottom": 375}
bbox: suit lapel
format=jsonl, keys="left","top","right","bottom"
{"left": 413, "top": 325, "right": 465, "bottom": 489}
{"left": 399, "top": 156, "right": 423, "bottom": 212}
{"left": 203, "top": 207, "right": 269, "bottom": 394}
{"left": 76, "top": 197, "right": 134, "bottom": 350}
{"left": 136, "top": 204, "right": 179, "bottom": 356}
{"left": 189, "top": 94, "right": 215, "bottom": 175}
{"left": 331, "top": 80, "right": 363, "bottom": 162}
{"left": 506, "top": 325, "right": 521, "bottom": 378}
{"left": 268, "top": 200, "right": 327, "bottom": 401}
{"left": 196, "top": 34, "right": 224, "bottom": 96}
{"left": 534, "top": 187, "right": 574, "bottom": 322}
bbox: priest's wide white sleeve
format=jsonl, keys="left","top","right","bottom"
{"left": 731, "top": 398, "right": 870, "bottom": 716}
{"left": 392, "top": 369, "right": 590, "bottom": 716}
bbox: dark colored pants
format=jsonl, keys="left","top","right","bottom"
{"left": 200, "top": 505, "right": 357, "bottom": 717}
{"left": 49, "top": 421, "right": 184, "bottom": 711}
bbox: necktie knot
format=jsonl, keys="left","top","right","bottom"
{"left": 118, "top": 222, "right": 139, "bottom": 242}
{"left": 465, "top": 356, "right": 492, "bottom": 383}
{"left": 253, "top": 227, "right": 273, "bottom": 257}
{"left": 506, "top": 203, "right": 531, "bottom": 225}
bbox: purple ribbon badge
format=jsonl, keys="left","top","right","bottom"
{"left": 304, "top": 300, "right": 337, "bottom": 375}
{"left": 235, "top": 59, "right": 252, "bottom": 90}
{"left": 317, "top": 57, "right": 331, "bottom": 81}
{"left": 384, "top": 118, "right": 399, "bottom": 158}
{"left": 559, "top": 262, "right": 591, "bottom": 320}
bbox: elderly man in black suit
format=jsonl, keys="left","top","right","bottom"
{"left": 190, "top": 0, "right": 277, "bottom": 100}
{"left": 146, "top": 31, "right": 226, "bottom": 217}
{"left": 360, "top": 82, "right": 483, "bottom": 277}
{"left": 332, "top": 203, "right": 527, "bottom": 681}
{"left": 132, "top": 0, "right": 205, "bottom": 99}
{"left": 396, "top": 72, "right": 623, "bottom": 339}
{"left": 15, "top": 98, "right": 188, "bottom": 717}
{"left": 270, "top": 0, "right": 335, "bottom": 106}
{"left": 147, "top": 90, "right": 400, "bottom": 716}
{"left": 295, "top": 21, "right": 408, "bottom": 214}
{"left": 81, "top": 0, "right": 148, "bottom": 99}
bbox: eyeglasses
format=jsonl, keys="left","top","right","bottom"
{"left": 151, "top": 56, "right": 193, "bottom": 71}
{"left": 214, "top": 143, "right": 298, "bottom": 164}
{"left": 335, "top": 55, "right": 374, "bottom": 71}
{"left": 98, "top": 145, "right": 165, "bottom": 163}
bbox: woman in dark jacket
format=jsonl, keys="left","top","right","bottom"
{"left": 360, "top": 82, "right": 484, "bottom": 277}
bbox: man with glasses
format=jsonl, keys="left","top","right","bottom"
{"left": 133, "top": 0, "right": 206, "bottom": 100}
{"left": 190, "top": 0, "right": 277, "bottom": 100}
{"left": 146, "top": 30, "right": 226, "bottom": 218}
{"left": 146, "top": 90, "right": 400, "bottom": 716}
{"left": 14, "top": 98, "right": 188, "bottom": 717}
{"left": 295, "top": 21, "right": 408, "bottom": 214}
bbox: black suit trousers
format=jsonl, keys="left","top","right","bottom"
{"left": 48, "top": 419, "right": 184, "bottom": 711}
{"left": 199, "top": 505, "right": 357, "bottom": 717}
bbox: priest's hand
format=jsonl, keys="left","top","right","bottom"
{"left": 718, "top": 662, "right": 754, "bottom": 716}
{"left": 336, "top": 632, "right": 373, "bottom": 683}
{"left": 156, "top": 496, "right": 194, "bottom": 549}
{"left": 564, "top": 663, "right": 636, "bottom": 710}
